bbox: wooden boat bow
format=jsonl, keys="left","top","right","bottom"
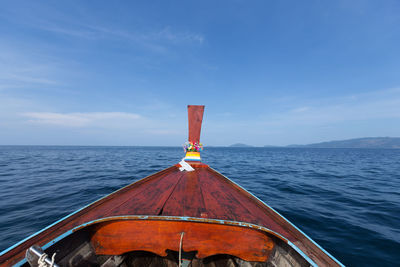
{"left": 0, "top": 105, "right": 343, "bottom": 267}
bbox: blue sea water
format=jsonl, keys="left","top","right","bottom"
{"left": 0, "top": 146, "right": 399, "bottom": 266}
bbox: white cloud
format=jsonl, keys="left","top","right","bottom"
{"left": 152, "top": 27, "right": 204, "bottom": 44}
{"left": 203, "top": 88, "right": 400, "bottom": 146}
{"left": 31, "top": 18, "right": 205, "bottom": 47}
{"left": 262, "top": 87, "right": 400, "bottom": 126}
{"left": 0, "top": 45, "right": 65, "bottom": 90}
{"left": 23, "top": 112, "right": 141, "bottom": 127}
{"left": 291, "top": 106, "right": 310, "bottom": 113}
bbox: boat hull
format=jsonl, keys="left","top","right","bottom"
{"left": 0, "top": 164, "right": 342, "bottom": 266}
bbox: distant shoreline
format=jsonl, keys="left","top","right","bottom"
{"left": 230, "top": 137, "right": 400, "bottom": 149}
{"left": 2, "top": 137, "right": 400, "bottom": 149}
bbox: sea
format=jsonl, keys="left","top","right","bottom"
{"left": 0, "top": 146, "right": 399, "bottom": 266}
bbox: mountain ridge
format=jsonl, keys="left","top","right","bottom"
{"left": 287, "top": 137, "right": 400, "bottom": 149}
{"left": 229, "top": 143, "right": 254, "bottom": 147}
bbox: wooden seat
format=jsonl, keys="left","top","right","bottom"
{"left": 90, "top": 219, "right": 275, "bottom": 262}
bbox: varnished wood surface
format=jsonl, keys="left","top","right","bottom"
{"left": 187, "top": 105, "right": 204, "bottom": 143}
{"left": 0, "top": 164, "right": 339, "bottom": 266}
{"left": 91, "top": 220, "right": 274, "bottom": 262}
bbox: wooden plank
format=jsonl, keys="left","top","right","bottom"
{"left": 91, "top": 220, "right": 275, "bottom": 262}
{"left": 187, "top": 105, "right": 204, "bottom": 143}
{"left": 160, "top": 170, "right": 207, "bottom": 217}
{"left": 106, "top": 171, "right": 184, "bottom": 216}
{"left": 197, "top": 168, "right": 253, "bottom": 221}
{"left": 198, "top": 168, "right": 292, "bottom": 239}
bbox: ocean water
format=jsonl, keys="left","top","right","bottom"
{"left": 0, "top": 146, "right": 399, "bottom": 266}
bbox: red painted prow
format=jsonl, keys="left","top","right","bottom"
{"left": 184, "top": 105, "right": 205, "bottom": 163}
{"left": 188, "top": 105, "right": 205, "bottom": 143}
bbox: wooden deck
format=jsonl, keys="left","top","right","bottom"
{"left": 0, "top": 162, "right": 339, "bottom": 266}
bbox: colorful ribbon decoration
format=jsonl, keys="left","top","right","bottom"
{"left": 183, "top": 141, "right": 203, "bottom": 152}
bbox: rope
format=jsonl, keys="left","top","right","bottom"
{"left": 50, "top": 253, "right": 56, "bottom": 267}
{"left": 38, "top": 252, "right": 56, "bottom": 267}
{"left": 178, "top": 232, "right": 185, "bottom": 267}
{"left": 38, "top": 253, "right": 47, "bottom": 267}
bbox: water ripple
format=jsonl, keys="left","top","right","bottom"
{"left": 0, "top": 146, "right": 399, "bottom": 266}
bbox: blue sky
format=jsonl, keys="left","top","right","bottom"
{"left": 1, "top": 0, "right": 400, "bottom": 146}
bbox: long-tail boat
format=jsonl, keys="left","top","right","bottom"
{"left": 0, "top": 105, "right": 343, "bottom": 267}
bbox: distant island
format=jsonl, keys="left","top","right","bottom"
{"left": 287, "top": 137, "right": 400, "bottom": 149}
{"left": 230, "top": 137, "right": 400, "bottom": 149}
{"left": 229, "top": 143, "right": 254, "bottom": 148}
